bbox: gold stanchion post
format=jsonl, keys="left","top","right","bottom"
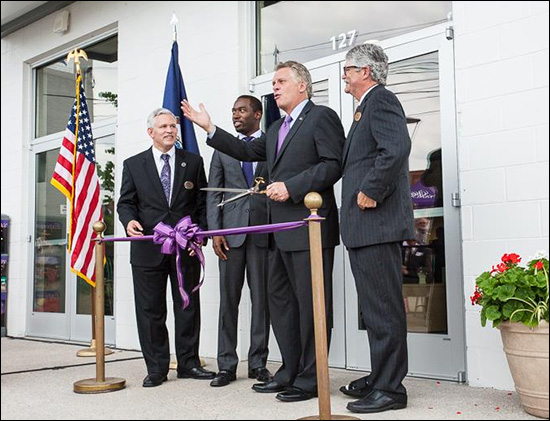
{"left": 73, "top": 221, "right": 125, "bottom": 393}
{"left": 300, "top": 193, "right": 358, "bottom": 421}
{"left": 76, "top": 292, "right": 114, "bottom": 357}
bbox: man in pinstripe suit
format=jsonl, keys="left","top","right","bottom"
{"left": 339, "top": 44, "right": 414, "bottom": 414}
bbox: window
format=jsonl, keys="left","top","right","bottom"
{"left": 35, "top": 35, "right": 118, "bottom": 138}
{"left": 256, "top": 1, "right": 451, "bottom": 75}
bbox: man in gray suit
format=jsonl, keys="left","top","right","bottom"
{"left": 339, "top": 44, "right": 414, "bottom": 414}
{"left": 207, "top": 95, "right": 272, "bottom": 387}
{"left": 182, "top": 61, "right": 345, "bottom": 402}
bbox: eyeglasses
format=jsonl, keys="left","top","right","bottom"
{"left": 343, "top": 65, "right": 361, "bottom": 76}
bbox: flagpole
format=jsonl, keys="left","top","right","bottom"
{"left": 66, "top": 49, "right": 114, "bottom": 359}
{"left": 171, "top": 12, "right": 178, "bottom": 42}
{"left": 165, "top": 14, "right": 205, "bottom": 370}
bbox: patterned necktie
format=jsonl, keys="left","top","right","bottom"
{"left": 160, "top": 153, "right": 171, "bottom": 203}
{"left": 241, "top": 136, "right": 254, "bottom": 188}
{"left": 277, "top": 115, "right": 293, "bottom": 154}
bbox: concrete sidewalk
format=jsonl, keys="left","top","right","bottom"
{"left": 0, "top": 337, "right": 539, "bottom": 420}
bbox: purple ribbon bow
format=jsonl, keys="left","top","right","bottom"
{"left": 153, "top": 216, "right": 205, "bottom": 309}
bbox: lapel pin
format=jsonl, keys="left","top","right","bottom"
{"left": 184, "top": 181, "right": 194, "bottom": 190}
{"left": 354, "top": 111, "right": 362, "bottom": 122}
{"left": 181, "top": 162, "right": 187, "bottom": 168}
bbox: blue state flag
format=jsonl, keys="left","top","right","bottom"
{"left": 163, "top": 41, "right": 199, "bottom": 154}
{"left": 264, "top": 93, "right": 281, "bottom": 130}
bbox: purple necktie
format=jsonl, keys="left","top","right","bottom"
{"left": 277, "top": 115, "right": 293, "bottom": 154}
{"left": 160, "top": 153, "right": 171, "bottom": 203}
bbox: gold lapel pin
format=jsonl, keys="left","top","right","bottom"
{"left": 354, "top": 111, "right": 362, "bottom": 122}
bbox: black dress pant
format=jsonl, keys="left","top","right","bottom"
{"left": 217, "top": 238, "right": 270, "bottom": 373}
{"left": 348, "top": 241, "right": 408, "bottom": 399}
{"left": 132, "top": 253, "right": 201, "bottom": 375}
{"left": 268, "top": 241, "right": 334, "bottom": 393}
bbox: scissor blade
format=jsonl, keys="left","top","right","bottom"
{"left": 201, "top": 187, "right": 251, "bottom": 193}
{"left": 217, "top": 191, "right": 252, "bottom": 207}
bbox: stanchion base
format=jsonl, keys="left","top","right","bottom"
{"left": 299, "top": 416, "right": 359, "bottom": 420}
{"left": 73, "top": 377, "right": 126, "bottom": 394}
{"left": 76, "top": 347, "right": 114, "bottom": 357}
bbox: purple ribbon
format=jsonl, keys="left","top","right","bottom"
{"left": 153, "top": 216, "right": 204, "bottom": 310}
{"left": 101, "top": 216, "right": 319, "bottom": 309}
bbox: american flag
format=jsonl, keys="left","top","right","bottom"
{"left": 51, "top": 75, "right": 102, "bottom": 286}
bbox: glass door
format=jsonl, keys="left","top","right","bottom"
{"left": 29, "top": 144, "right": 70, "bottom": 338}
{"left": 252, "top": 25, "right": 464, "bottom": 381}
{"left": 28, "top": 128, "right": 116, "bottom": 344}
{"left": 343, "top": 30, "right": 465, "bottom": 380}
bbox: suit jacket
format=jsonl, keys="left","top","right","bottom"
{"left": 207, "top": 149, "right": 268, "bottom": 248}
{"left": 341, "top": 85, "right": 414, "bottom": 248}
{"left": 117, "top": 147, "right": 207, "bottom": 266}
{"left": 207, "top": 101, "right": 345, "bottom": 252}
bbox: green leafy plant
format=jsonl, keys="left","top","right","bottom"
{"left": 96, "top": 146, "right": 115, "bottom": 236}
{"left": 471, "top": 252, "right": 549, "bottom": 328}
{"left": 98, "top": 91, "right": 118, "bottom": 108}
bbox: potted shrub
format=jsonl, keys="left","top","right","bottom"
{"left": 471, "top": 252, "right": 549, "bottom": 418}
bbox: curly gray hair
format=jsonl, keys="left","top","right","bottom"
{"left": 345, "top": 43, "right": 389, "bottom": 85}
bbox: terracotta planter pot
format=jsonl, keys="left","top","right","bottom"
{"left": 498, "top": 321, "right": 549, "bottom": 419}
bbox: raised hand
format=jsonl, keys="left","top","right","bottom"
{"left": 181, "top": 100, "right": 215, "bottom": 133}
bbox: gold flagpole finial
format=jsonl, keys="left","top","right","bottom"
{"left": 67, "top": 49, "right": 88, "bottom": 75}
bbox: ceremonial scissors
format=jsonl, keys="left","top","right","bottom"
{"left": 201, "top": 177, "right": 267, "bottom": 207}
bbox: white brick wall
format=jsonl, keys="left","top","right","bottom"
{"left": 454, "top": 0, "right": 549, "bottom": 388}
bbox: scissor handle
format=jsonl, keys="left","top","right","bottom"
{"left": 253, "top": 177, "right": 267, "bottom": 193}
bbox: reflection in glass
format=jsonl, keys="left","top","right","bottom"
{"left": 257, "top": 1, "right": 451, "bottom": 74}
{"left": 34, "top": 149, "right": 67, "bottom": 313}
{"left": 76, "top": 136, "right": 115, "bottom": 316}
{"left": 35, "top": 35, "right": 118, "bottom": 138}
{"left": 76, "top": 242, "right": 114, "bottom": 316}
{"left": 390, "top": 52, "right": 447, "bottom": 334}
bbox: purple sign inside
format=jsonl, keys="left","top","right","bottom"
{"left": 410, "top": 180, "right": 437, "bottom": 209}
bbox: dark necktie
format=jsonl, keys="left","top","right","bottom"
{"left": 241, "top": 136, "right": 254, "bottom": 188}
{"left": 160, "top": 153, "right": 171, "bottom": 203}
{"left": 277, "top": 115, "right": 293, "bottom": 154}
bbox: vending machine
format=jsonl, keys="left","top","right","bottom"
{"left": 1, "top": 214, "right": 9, "bottom": 336}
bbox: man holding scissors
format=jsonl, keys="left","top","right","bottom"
{"left": 206, "top": 95, "right": 272, "bottom": 387}
{"left": 183, "top": 61, "right": 345, "bottom": 402}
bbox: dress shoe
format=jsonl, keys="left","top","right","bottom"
{"left": 276, "top": 386, "right": 317, "bottom": 402}
{"left": 339, "top": 375, "right": 371, "bottom": 398}
{"left": 142, "top": 373, "right": 167, "bottom": 388}
{"left": 210, "top": 370, "right": 236, "bottom": 387}
{"left": 347, "top": 390, "right": 407, "bottom": 414}
{"left": 251, "top": 379, "right": 286, "bottom": 393}
{"left": 177, "top": 366, "right": 216, "bottom": 380}
{"left": 248, "top": 367, "right": 273, "bottom": 382}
